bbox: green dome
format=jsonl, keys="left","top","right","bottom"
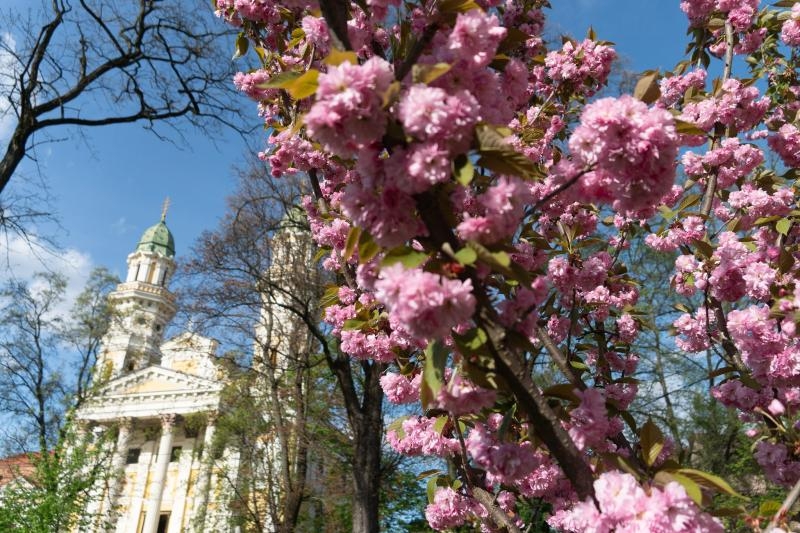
{"left": 136, "top": 220, "right": 175, "bottom": 258}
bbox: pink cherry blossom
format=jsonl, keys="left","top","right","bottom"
{"left": 380, "top": 372, "right": 422, "bottom": 404}
{"left": 374, "top": 264, "right": 476, "bottom": 341}
{"left": 305, "top": 57, "right": 394, "bottom": 157}
{"left": 568, "top": 95, "right": 679, "bottom": 212}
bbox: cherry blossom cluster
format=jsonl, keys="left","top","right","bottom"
{"left": 219, "top": 0, "right": 800, "bottom": 529}
{"left": 549, "top": 471, "right": 724, "bottom": 532}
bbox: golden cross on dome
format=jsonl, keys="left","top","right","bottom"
{"left": 160, "top": 197, "right": 171, "bottom": 222}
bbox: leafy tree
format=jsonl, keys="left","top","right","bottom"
{"left": 0, "top": 267, "right": 119, "bottom": 530}
{"left": 0, "top": 267, "right": 118, "bottom": 453}
{"left": 0, "top": 421, "right": 115, "bottom": 532}
{"left": 0, "top": 271, "right": 67, "bottom": 452}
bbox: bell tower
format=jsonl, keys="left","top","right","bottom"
{"left": 253, "top": 207, "right": 319, "bottom": 374}
{"left": 96, "top": 201, "right": 177, "bottom": 380}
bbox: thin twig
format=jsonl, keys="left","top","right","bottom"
{"left": 768, "top": 474, "right": 800, "bottom": 530}
{"left": 472, "top": 487, "right": 523, "bottom": 533}
{"left": 536, "top": 326, "right": 586, "bottom": 391}
{"left": 699, "top": 20, "right": 734, "bottom": 217}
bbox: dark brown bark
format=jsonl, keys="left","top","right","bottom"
{"left": 414, "top": 189, "right": 597, "bottom": 501}
{"left": 323, "top": 346, "right": 386, "bottom": 533}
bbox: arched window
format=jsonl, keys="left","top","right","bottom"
{"left": 146, "top": 262, "right": 156, "bottom": 283}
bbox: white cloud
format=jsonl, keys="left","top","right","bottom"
{"left": 111, "top": 216, "right": 135, "bottom": 236}
{"left": 1, "top": 235, "right": 95, "bottom": 319}
{"left": 0, "top": 32, "right": 19, "bottom": 143}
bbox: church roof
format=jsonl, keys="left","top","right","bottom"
{"left": 136, "top": 219, "right": 175, "bottom": 258}
{"left": 77, "top": 365, "right": 223, "bottom": 422}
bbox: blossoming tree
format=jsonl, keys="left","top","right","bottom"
{"left": 216, "top": 0, "right": 800, "bottom": 530}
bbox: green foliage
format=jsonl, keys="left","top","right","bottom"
{"left": 0, "top": 422, "right": 113, "bottom": 532}
{"left": 380, "top": 469, "right": 432, "bottom": 532}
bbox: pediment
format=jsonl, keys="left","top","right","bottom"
{"left": 94, "top": 365, "right": 223, "bottom": 397}
{"left": 78, "top": 365, "right": 224, "bottom": 422}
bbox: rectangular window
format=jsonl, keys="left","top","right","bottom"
{"left": 156, "top": 513, "right": 170, "bottom": 533}
{"left": 170, "top": 446, "right": 182, "bottom": 462}
{"left": 126, "top": 448, "right": 141, "bottom": 464}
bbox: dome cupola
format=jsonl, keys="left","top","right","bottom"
{"left": 136, "top": 206, "right": 175, "bottom": 258}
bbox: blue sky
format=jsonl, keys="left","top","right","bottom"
{"left": 1, "top": 1, "right": 690, "bottom": 300}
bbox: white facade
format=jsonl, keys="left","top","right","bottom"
{"left": 76, "top": 215, "right": 234, "bottom": 533}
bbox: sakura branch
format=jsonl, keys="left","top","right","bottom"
{"left": 220, "top": 0, "right": 800, "bottom": 529}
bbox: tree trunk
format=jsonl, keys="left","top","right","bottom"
{"left": 350, "top": 360, "right": 383, "bottom": 533}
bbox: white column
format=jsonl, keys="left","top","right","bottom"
{"left": 118, "top": 438, "right": 155, "bottom": 533}
{"left": 168, "top": 433, "right": 194, "bottom": 531}
{"left": 191, "top": 413, "right": 218, "bottom": 530}
{"left": 142, "top": 414, "right": 175, "bottom": 533}
{"left": 102, "top": 418, "right": 133, "bottom": 531}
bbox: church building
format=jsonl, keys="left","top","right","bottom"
{"left": 75, "top": 209, "right": 235, "bottom": 533}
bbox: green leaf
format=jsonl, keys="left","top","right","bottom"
{"left": 319, "top": 284, "right": 341, "bottom": 309}
{"left": 675, "top": 468, "right": 748, "bottom": 499}
{"left": 459, "top": 327, "right": 488, "bottom": 351}
{"left": 416, "top": 469, "right": 441, "bottom": 480}
{"left": 497, "top": 27, "right": 530, "bottom": 54}
{"left": 692, "top": 238, "right": 714, "bottom": 259}
{"left": 674, "top": 119, "right": 707, "bottom": 136}
{"left": 412, "top": 63, "right": 452, "bottom": 84}
{"left": 286, "top": 69, "right": 319, "bottom": 100}
{"left": 387, "top": 416, "right": 409, "bottom": 440}
{"left": 324, "top": 49, "right": 359, "bottom": 66}
{"left": 382, "top": 81, "right": 401, "bottom": 108}
{"left": 640, "top": 419, "right": 665, "bottom": 467}
{"left": 779, "top": 247, "right": 795, "bottom": 273}
{"left": 426, "top": 477, "right": 439, "bottom": 503}
{"left": 422, "top": 341, "right": 448, "bottom": 404}
{"left": 634, "top": 70, "right": 661, "bottom": 104}
{"left": 433, "top": 416, "right": 449, "bottom": 434}
{"left": 356, "top": 230, "right": 380, "bottom": 263}
{"left": 256, "top": 71, "right": 302, "bottom": 89}
{"left": 232, "top": 33, "right": 249, "bottom": 59}
{"left": 675, "top": 193, "right": 701, "bottom": 213}
{"left": 381, "top": 247, "right": 429, "bottom": 268}
{"left": 710, "top": 507, "right": 745, "bottom": 518}
{"left": 255, "top": 69, "right": 320, "bottom": 100}
{"left": 569, "top": 359, "right": 589, "bottom": 370}
{"left": 343, "top": 318, "right": 366, "bottom": 330}
{"left": 602, "top": 453, "right": 640, "bottom": 477}
{"left": 757, "top": 500, "right": 782, "bottom": 517}
{"left": 453, "top": 154, "right": 475, "bottom": 186}
{"left": 344, "top": 226, "right": 361, "bottom": 261}
{"left": 776, "top": 217, "right": 792, "bottom": 235}
{"left": 439, "top": 0, "right": 481, "bottom": 13}
{"left": 706, "top": 17, "right": 726, "bottom": 30}
{"left": 475, "top": 124, "right": 542, "bottom": 180}
{"left": 491, "top": 251, "right": 510, "bottom": 267}
{"left": 664, "top": 472, "right": 703, "bottom": 505}
{"left": 454, "top": 247, "right": 478, "bottom": 266}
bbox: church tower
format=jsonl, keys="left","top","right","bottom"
{"left": 97, "top": 202, "right": 177, "bottom": 380}
{"left": 253, "top": 207, "right": 319, "bottom": 373}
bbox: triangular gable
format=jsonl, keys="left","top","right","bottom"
{"left": 93, "top": 365, "right": 222, "bottom": 398}
{"left": 78, "top": 365, "right": 224, "bottom": 422}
